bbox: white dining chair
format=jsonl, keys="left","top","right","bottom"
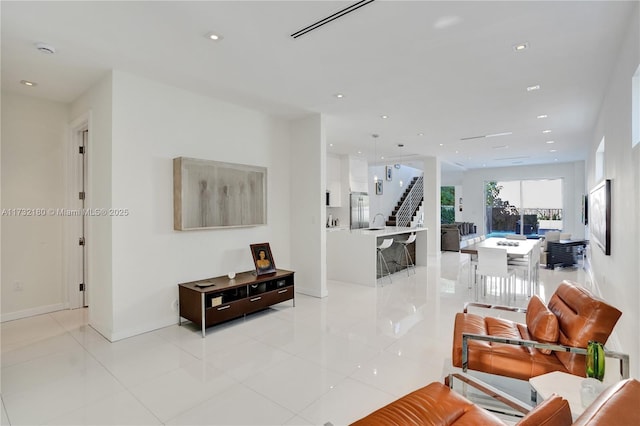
{"left": 508, "top": 238, "right": 542, "bottom": 298}
{"left": 476, "top": 247, "right": 516, "bottom": 301}
{"left": 377, "top": 238, "right": 394, "bottom": 285}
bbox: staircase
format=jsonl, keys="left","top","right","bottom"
{"left": 386, "top": 176, "right": 424, "bottom": 227}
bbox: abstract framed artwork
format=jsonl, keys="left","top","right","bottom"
{"left": 173, "top": 157, "right": 267, "bottom": 230}
{"left": 250, "top": 242, "right": 276, "bottom": 275}
{"left": 385, "top": 165, "right": 392, "bottom": 181}
{"left": 375, "top": 180, "right": 383, "bottom": 195}
{"left": 589, "top": 179, "right": 611, "bottom": 255}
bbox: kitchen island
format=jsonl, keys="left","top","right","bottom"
{"left": 326, "top": 227, "right": 428, "bottom": 286}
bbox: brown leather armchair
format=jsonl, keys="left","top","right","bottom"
{"left": 452, "top": 281, "right": 628, "bottom": 381}
{"left": 352, "top": 375, "right": 640, "bottom": 425}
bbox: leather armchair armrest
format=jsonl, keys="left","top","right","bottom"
{"left": 461, "top": 333, "right": 630, "bottom": 379}
{"left": 516, "top": 393, "right": 572, "bottom": 426}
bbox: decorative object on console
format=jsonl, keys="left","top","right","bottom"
{"left": 227, "top": 272, "right": 236, "bottom": 280}
{"left": 589, "top": 179, "right": 611, "bottom": 255}
{"left": 250, "top": 242, "right": 276, "bottom": 275}
{"left": 173, "top": 157, "right": 267, "bottom": 230}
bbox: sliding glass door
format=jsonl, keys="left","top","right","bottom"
{"left": 485, "top": 179, "right": 563, "bottom": 236}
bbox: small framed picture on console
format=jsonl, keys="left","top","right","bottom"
{"left": 250, "top": 242, "right": 276, "bottom": 275}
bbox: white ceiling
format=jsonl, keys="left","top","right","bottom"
{"left": 2, "top": 1, "right": 636, "bottom": 170}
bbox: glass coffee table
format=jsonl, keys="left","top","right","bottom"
{"left": 447, "top": 372, "right": 533, "bottom": 421}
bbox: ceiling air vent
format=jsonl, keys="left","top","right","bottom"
{"left": 290, "top": 0, "right": 375, "bottom": 39}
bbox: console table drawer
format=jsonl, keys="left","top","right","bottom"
{"left": 206, "top": 300, "right": 248, "bottom": 325}
{"left": 263, "top": 287, "right": 294, "bottom": 305}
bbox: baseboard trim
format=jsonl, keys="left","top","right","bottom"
{"left": 108, "top": 318, "right": 178, "bottom": 342}
{"left": 1, "top": 303, "right": 67, "bottom": 322}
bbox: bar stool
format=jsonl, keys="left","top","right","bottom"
{"left": 377, "top": 238, "right": 394, "bottom": 285}
{"left": 398, "top": 233, "right": 416, "bottom": 276}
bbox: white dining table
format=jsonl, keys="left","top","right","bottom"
{"left": 461, "top": 237, "right": 539, "bottom": 258}
{"left": 461, "top": 237, "right": 541, "bottom": 298}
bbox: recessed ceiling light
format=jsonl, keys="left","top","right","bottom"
{"left": 537, "top": 114, "right": 548, "bottom": 119}
{"left": 334, "top": 93, "right": 344, "bottom": 99}
{"left": 205, "top": 32, "right": 224, "bottom": 41}
{"left": 546, "top": 140, "right": 555, "bottom": 144}
{"left": 526, "top": 85, "right": 541, "bottom": 92}
{"left": 380, "top": 115, "right": 389, "bottom": 119}
{"left": 417, "top": 132, "right": 424, "bottom": 136}
{"left": 542, "top": 130, "right": 552, "bottom": 134}
{"left": 397, "top": 143, "right": 404, "bottom": 147}
{"left": 380, "top": 156, "right": 385, "bottom": 160}
{"left": 439, "top": 143, "right": 444, "bottom": 146}
{"left": 549, "top": 149, "right": 557, "bottom": 152}
{"left": 357, "top": 151, "right": 362, "bottom": 154}
{"left": 329, "top": 143, "right": 334, "bottom": 147}
{"left": 455, "top": 150, "right": 459, "bottom": 154}
{"left": 513, "top": 42, "right": 529, "bottom": 52}
{"left": 20, "top": 80, "right": 37, "bottom": 87}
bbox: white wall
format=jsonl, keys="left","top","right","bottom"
{"left": 367, "top": 164, "right": 423, "bottom": 224}
{"left": 1, "top": 93, "right": 68, "bottom": 320}
{"left": 290, "top": 114, "right": 327, "bottom": 298}
{"left": 422, "top": 157, "right": 441, "bottom": 256}
{"left": 69, "top": 73, "right": 114, "bottom": 338}
{"left": 460, "top": 162, "right": 585, "bottom": 238}
{"left": 69, "top": 70, "right": 293, "bottom": 341}
{"left": 585, "top": 5, "right": 639, "bottom": 377}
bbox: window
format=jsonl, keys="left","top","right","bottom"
{"left": 632, "top": 64, "right": 640, "bottom": 147}
{"left": 441, "top": 186, "right": 455, "bottom": 224}
{"left": 485, "top": 179, "right": 563, "bottom": 236}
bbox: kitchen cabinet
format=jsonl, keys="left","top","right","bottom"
{"left": 349, "top": 156, "right": 369, "bottom": 193}
{"left": 326, "top": 155, "right": 343, "bottom": 207}
{"left": 327, "top": 181, "right": 341, "bottom": 207}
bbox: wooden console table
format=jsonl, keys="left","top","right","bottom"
{"left": 178, "top": 269, "right": 294, "bottom": 337}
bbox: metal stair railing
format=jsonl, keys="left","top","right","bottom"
{"left": 396, "top": 176, "right": 424, "bottom": 227}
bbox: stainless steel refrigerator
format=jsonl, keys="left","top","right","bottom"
{"left": 350, "top": 192, "right": 370, "bottom": 229}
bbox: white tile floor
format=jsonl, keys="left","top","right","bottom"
{"left": 0, "top": 252, "right": 588, "bottom": 425}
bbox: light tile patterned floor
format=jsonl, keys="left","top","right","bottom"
{"left": 1, "top": 252, "right": 588, "bottom": 425}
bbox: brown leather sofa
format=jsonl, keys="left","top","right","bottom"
{"left": 452, "top": 281, "right": 624, "bottom": 381}
{"left": 352, "top": 377, "right": 640, "bottom": 425}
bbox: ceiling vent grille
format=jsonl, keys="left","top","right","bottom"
{"left": 290, "top": 0, "right": 375, "bottom": 39}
